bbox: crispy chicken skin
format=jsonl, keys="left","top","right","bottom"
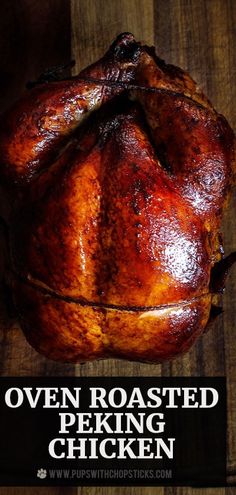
{"left": 0, "top": 33, "right": 235, "bottom": 363}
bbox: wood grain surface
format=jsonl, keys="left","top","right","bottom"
{"left": 0, "top": 0, "right": 235, "bottom": 494}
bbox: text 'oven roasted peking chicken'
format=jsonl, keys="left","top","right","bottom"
{"left": 0, "top": 33, "right": 235, "bottom": 363}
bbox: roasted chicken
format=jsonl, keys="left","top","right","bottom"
{"left": 0, "top": 33, "right": 235, "bottom": 362}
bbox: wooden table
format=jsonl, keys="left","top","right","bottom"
{"left": 0, "top": 0, "right": 235, "bottom": 493}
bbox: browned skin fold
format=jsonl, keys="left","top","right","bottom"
{"left": 0, "top": 33, "right": 235, "bottom": 363}
{"left": 0, "top": 33, "right": 141, "bottom": 185}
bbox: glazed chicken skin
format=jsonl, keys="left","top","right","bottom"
{"left": 0, "top": 33, "right": 235, "bottom": 363}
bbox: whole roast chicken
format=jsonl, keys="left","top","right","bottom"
{"left": 0, "top": 34, "right": 235, "bottom": 363}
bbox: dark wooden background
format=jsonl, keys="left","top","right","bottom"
{"left": 0, "top": 0, "right": 235, "bottom": 493}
